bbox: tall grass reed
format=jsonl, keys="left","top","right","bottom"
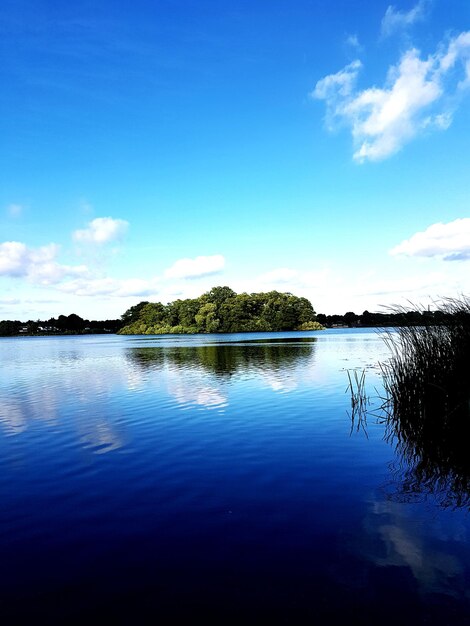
{"left": 346, "top": 369, "right": 370, "bottom": 436}
{"left": 379, "top": 296, "right": 470, "bottom": 507}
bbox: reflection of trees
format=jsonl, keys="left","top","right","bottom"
{"left": 126, "top": 338, "right": 317, "bottom": 379}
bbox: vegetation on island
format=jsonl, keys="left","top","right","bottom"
{"left": 118, "top": 286, "right": 324, "bottom": 334}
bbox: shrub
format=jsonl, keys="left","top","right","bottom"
{"left": 296, "top": 321, "right": 325, "bottom": 331}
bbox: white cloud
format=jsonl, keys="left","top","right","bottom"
{"left": 0, "top": 242, "right": 34, "bottom": 277}
{"left": 314, "top": 60, "right": 362, "bottom": 112}
{"left": 381, "top": 0, "right": 429, "bottom": 38}
{"left": 73, "top": 217, "right": 129, "bottom": 245}
{"left": 311, "top": 60, "right": 362, "bottom": 132}
{"left": 0, "top": 241, "right": 88, "bottom": 285}
{"left": 312, "top": 31, "right": 470, "bottom": 161}
{"left": 7, "top": 203, "right": 23, "bottom": 217}
{"left": 164, "top": 254, "right": 225, "bottom": 280}
{"left": 348, "top": 49, "right": 441, "bottom": 161}
{"left": 0, "top": 239, "right": 223, "bottom": 303}
{"left": 59, "top": 277, "right": 160, "bottom": 298}
{"left": 228, "top": 260, "right": 470, "bottom": 316}
{"left": 0, "top": 297, "right": 21, "bottom": 305}
{"left": 390, "top": 218, "right": 470, "bottom": 260}
{"left": 439, "top": 31, "right": 470, "bottom": 88}
{"left": 345, "top": 34, "right": 362, "bottom": 52}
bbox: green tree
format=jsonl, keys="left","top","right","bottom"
{"left": 344, "top": 312, "right": 358, "bottom": 327}
{"left": 206, "top": 286, "right": 236, "bottom": 305}
{"left": 139, "top": 302, "right": 167, "bottom": 327}
{"left": 0, "top": 320, "right": 21, "bottom": 336}
{"left": 261, "top": 292, "right": 299, "bottom": 331}
{"left": 195, "top": 302, "right": 220, "bottom": 333}
{"left": 120, "top": 301, "right": 150, "bottom": 326}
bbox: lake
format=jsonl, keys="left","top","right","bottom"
{"left": 1, "top": 329, "right": 470, "bottom": 624}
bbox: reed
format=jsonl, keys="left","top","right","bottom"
{"left": 346, "top": 368, "right": 369, "bottom": 435}
{"left": 379, "top": 296, "right": 470, "bottom": 507}
{"left": 381, "top": 296, "right": 470, "bottom": 425}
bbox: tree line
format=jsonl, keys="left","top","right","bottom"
{"left": 1, "top": 287, "right": 459, "bottom": 337}
{"left": 0, "top": 314, "right": 122, "bottom": 337}
{"left": 316, "top": 309, "right": 459, "bottom": 328}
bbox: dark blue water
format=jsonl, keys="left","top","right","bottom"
{"left": 1, "top": 330, "right": 469, "bottom": 624}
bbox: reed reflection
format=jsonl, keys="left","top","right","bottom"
{"left": 383, "top": 412, "right": 470, "bottom": 508}
{"left": 351, "top": 374, "right": 470, "bottom": 508}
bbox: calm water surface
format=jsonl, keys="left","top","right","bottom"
{"left": 1, "top": 330, "right": 469, "bottom": 623}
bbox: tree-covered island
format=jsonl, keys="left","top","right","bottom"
{"left": 118, "top": 286, "right": 324, "bottom": 334}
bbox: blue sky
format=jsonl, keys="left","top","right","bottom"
{"left": 1, "top": 0, "right": 469, "bottom": 319}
